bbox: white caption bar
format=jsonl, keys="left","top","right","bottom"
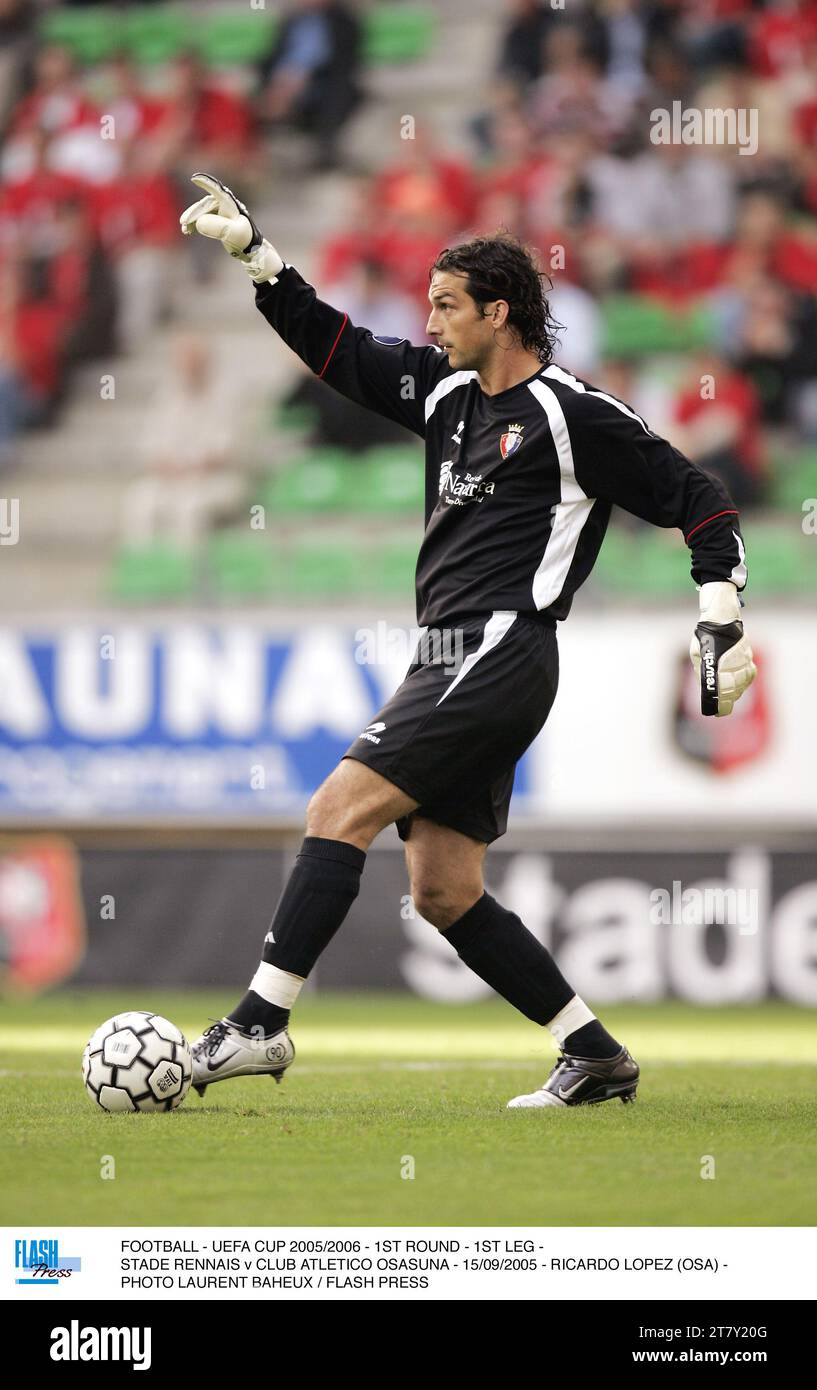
{"left": 3, "top": 1227, "right": 814, "bottom": 1301}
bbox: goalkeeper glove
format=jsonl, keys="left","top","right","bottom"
{"left": 179, "top": 173, "right": 284, "bottom": 284}
{"left": 689, "top": 581, "right": 756, "bottom": 717}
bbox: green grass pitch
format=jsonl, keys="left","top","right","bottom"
{"left": 2, "top": 991, "right": 815, "bottom": 1226}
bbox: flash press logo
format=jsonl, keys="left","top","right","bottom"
{"left": 14, "top": 1237, "right": 81, "bottom": 1286}
{"left": 50, "top": 1321, "right": 152, "bottom": 1372}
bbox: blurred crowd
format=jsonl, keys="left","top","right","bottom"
{"left": 2, "top": 0, "right": 817, "bottom": 518}
{"left": 0, "top": 0, "right": 362, "bottom": 471}
{"left": 314, "top": 0, "right": 817, "bottom": 506}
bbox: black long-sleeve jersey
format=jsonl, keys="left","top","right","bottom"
{"left": 256, "top": 268, "right": 747, "bottom": 628}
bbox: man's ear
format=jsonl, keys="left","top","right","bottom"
{"left": 492, "top": 299, "right": 510, "bottom": 329}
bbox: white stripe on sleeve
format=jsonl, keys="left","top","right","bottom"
{"left": 528, "top": 378, "right": 595, "bottom": 611}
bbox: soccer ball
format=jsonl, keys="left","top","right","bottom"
{"left": 82, "top": 1011, "right": 192, "bottom": 1113}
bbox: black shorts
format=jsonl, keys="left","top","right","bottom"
{"left": 342, "top": 610, "right": 559, "bottom": 844}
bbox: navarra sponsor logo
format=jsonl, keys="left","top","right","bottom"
{"left": 499, "top": 423, "right": 524, "bottom": 459}
{"left": 358, "top": 721, "right": 386, "bottom": 745}
{"left": 438, "top": 461, "right": 496, "bottom": 505}
{"left": 50, "top": 1321, "right": 151, "bottom": 1372}
{"left": 14, "top": 1237, "right": 81, "bottom": 1286}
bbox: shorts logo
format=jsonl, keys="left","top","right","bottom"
{"left": 358, "top": 721, "right": 386, "bottom": 745}
{"left": 500, "top": 423, "right": 524, "bottom": 459}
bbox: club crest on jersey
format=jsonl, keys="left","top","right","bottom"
{"left": 500, "top": 423, "right": 524, "bottom": 459}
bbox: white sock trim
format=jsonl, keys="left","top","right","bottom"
{"left": 250, "top": 962, "right": 304, "bottom": 1010}
{"left": 547, "top": 995, "right": 595, "bottom": 1047}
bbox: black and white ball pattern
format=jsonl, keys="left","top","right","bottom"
{"left": 82, "top": 1011, "right": 192, "bottom": 1113}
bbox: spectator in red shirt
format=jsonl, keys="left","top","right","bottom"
{"left": 0, "top": 128, "right": 88, "bottom": 257}
{"left": 674, "top": 350, "right": 766, "bottom": 506}
{"left": 7, "top": 43, "right": 96, "bottom": 140}
{"left": 750, "top": 0, "right": 817, "bottom": 78}
{"left": 724, "top": 190, "right": 817, "bottom": 295}
{"left": 3, "top": 44, "right": 118, "bottom": 185}
{"left": 153, "top": 53, "right": 258, "bottom": 184}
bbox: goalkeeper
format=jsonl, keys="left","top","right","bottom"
{"left": 180, "top": 176, "right": 755, "bottom": 1110}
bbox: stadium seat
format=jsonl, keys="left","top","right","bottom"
{"left": 263, "top": 451, "right": 361, "bottom": 515}
{"left": 595, "top": 524, "right": 689, "bottom": 597}
{"left": 768, "top": 448, "right": 817, "bottom": 513}
{"left": 40, "top": 8, "right": 117, "bottom": 64}
{"left": 274, "top": 400, "right": 320, "bottom": 436}
{"left": 124, "top": 8, "right": 190, "bottom": 65}
{"left": 372, "top": 535, "right": 420, "bottom": 594}
{"left": 111, "top": 543, "right": 196, "bottom": 602}
{"left": 265, "top": 455, "right": 351, "bottom": 517}
{"left": 284, "top": 536, "right": 369, "bottom": 597}
{"left": 207, "top": 532, "right": 279, "bottom": 599}
{"left": 634, "top": 532, "right": 691, "bottom": 597}
{"left": 363, "top": 6, "right": 436, "bottom": 64}
{"left": 742, "top": 528, "right": 805, "bottom": 594}
{"left": 601, "top": 296, "right": 713, "bottom": 356}
{"left": 356, "top": 447, "right": 425, "bottom": 514}
{"left": 195, "top": 13, "right": 278, "bottom": 67}
{"left": 40, "top": 4, "right": 435, "bottom": 68}
{"left": 593, "top": 524, "right": 633, "bottom": 593}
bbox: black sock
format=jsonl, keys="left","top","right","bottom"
{"left": 563, "top": 1019, "right": 621, "bottom": 1060}
{"left": 228, "top": 836, "right": 366, "bottom": 1035}
{"left": 443, "top": 891, "right": 575, "bottom": 1025}
{"left": 228, "top": 992, "right": 290, "bottom": 1037}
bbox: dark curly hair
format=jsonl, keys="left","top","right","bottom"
{"left": 430, "top": 232, "right": 561, "bottom": 364}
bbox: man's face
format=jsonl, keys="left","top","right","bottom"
{"left": 426, "top": 270, "right": 499, "bottom": 372}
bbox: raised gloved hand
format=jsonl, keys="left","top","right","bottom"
{"left": 179, "top": 173, "right": 284, "bottom": 284}
{"left": 690, "top": 581, "right": 756, "bottom": 716}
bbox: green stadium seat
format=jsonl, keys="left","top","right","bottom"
{"left": 111, "top": 543, "right": 196, "bottom": 602}
{"left": 363, "top": 6, "right": 436, "bottom": 64}
{"left": 208, "top": 532, "right": 279, "bottom": 599}
{"left": 635, "top": 532, "right": 690, "bottom": 597}
{"left": 372, "top": 536, "right": 419, "bottom": 595}
{"left": 356, "top": 447, "right": 425, "bottom": 514}
{"left": 800, "top": 531, "right": 817, "bottom": 592}
{"left": 284, "top": 536, "right": 369, "bottom": 597}
{"left": 274, "top": 400, "right": 319, "bottom": 435}
{"left": 743, "top": 528, "right": 804, "bottom": 595}
{"left": 40, "top": 8, "right": 117, "bottom": 64}
{"left": 125, "top": 8, "right": 190, "bottom": 65}
{"left": 41, "top": 3, "right": 435, "bottom": 69}
{"left": 601, "top": 296, "right": 713, "bottom": 357}
{"left": 196, "top": 13, "right": 278, "bottom": 66}
{"left": 769, "top": 448, "right": 817, "bottom": 513}
{"left": 595, "top": 525, "right": 689, "bottom": 597}
{"left": 592, "top": 524, "right": 633, "bottom": 592}
{"left": 263, "top": 451, "right": 359, "bottom": 515}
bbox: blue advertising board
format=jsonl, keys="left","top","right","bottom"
{"left": 0, "top": 623, "right": 537, "bottom": 819}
